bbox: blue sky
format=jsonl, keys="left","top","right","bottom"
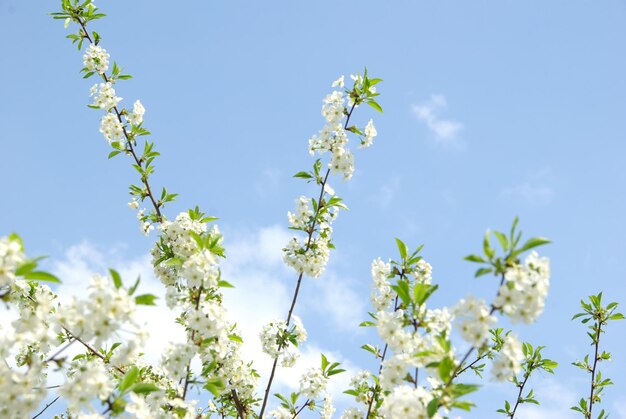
{"left": 1, "top": 0, "right": 626, "bottom": 417}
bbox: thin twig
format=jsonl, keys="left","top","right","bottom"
{"left": 31, "top": 396, "right": 60, "bottom": 419}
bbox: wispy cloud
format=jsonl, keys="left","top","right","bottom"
{"left": 411, "top": 94, "right": 464, "bottom": 148}
{"left": 501, "top": 167, "right": 554, "bottom": 206}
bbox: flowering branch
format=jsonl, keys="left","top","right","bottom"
{"left": 259, "top": 73, "right": 381, "bottom": 418}
{"left": 571, "top": 293, "right": 624, "bottom": 419}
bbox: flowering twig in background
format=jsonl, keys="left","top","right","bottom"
{"left": 51, "top": 0, "right": 178, "bottom": 233}
{"left": 259, "top": 71, "right": 382, "bottom": 418}
{"left": 571, "top": 293, "right": 624, "bottom": 419}
{"left": 497, "top": 340, "right": 557, "bottom": 417}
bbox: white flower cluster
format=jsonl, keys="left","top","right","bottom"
{"left": 81, "top": 42, "right": 147, "bottom": 146}
{"left": 341, "top": 407, "right": 365, "bottom": 419}
{"left": 89, "top": 82, "right": 121, "bottom": 110}
{"left": 58, "top": 359, "right": 114, "bottom": 413}
{"left": 99, "top": 113, "right": 124, "bottom": 144}
{"left": 491, "top": 333, "right": 524, "bottom": 381}
{"left": 161, "top": 342, "right": 196, "bottom": 381}
{"left": 55, "top": 274, "right": 137, "bottom": 347}
{"left": 282, "top": 229, "right": 332, "bottom": 278}
{"left": 0, "top": 235, "right": 25, "bottom": 288}
{"left": 151, "top": 211, "right": 258, "bottom": 402}
{"left": 452, "top": 294, "right": 497, "bottom": 347}
{"left": 494, "top": 251, "right": 550, "bottom": 324}
{"left": 379, "top": 385, "right": 441, "bottom": 419}
{"left": 137, "top": 208, "right": 154, "bottom": 236}
{"left": 342, "top": 370, "right": 373, "bottom": 412}
{"left": 299, "top": 367, "right": 328, "bottom": 399}
{"left": 127, "top": 100, "right": 145, "bottom": 125}
{"left": 360, "top": 119, "right": 377, "bottom": 148}
{"left": 259, "top": 316, "right": 307, "bottom": 367}
{"left": 371, "top": 258, "right": 394, "bottom": 311}
{"left": 83, "top": 43, "right": 109, "bottom": 74}
{"left": 308, "top": 76, "right": 377, "bottom": 180}
{"left": 0, "top": 349, "right": 47, "bottom": 418}
{"left": 187, "top": 299, "right": 228, "bottom": 338}
{"left": 287, "top": 196, "right": 314, "bottom": 229}
{"left": 152, "top": 212, "right": 209, "bottom": 288}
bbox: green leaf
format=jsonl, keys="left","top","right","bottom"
{"left": 513, "top": 237, "right": 551, "bottom": 256}
{"left": 108, "top": 150, "right": 122, "bottom": 159}
{"left": 395, "top": 238, "right": 408, "bottom": 260}
{"left": 15, "top": 260, "right": 38, "bottom": 276}
{"left": 427, "top": 398, "right": 440, "bottom": 417}
{"left": 128, "top": 276, "right": 141, "bottom": 296}
{"left": 135, "top": 294, "right": 158, "bottom": 306}
{"left": 24, "top": 271, "right": 61, "bottom": 284}
{"left": 130, "top": 382, "right": 160, "bottom": 394}
{"left": 229, "top": 334, "right": 243, "bottom": 344}
{"left": 438, "top": 357, "right": 454, "bottom": 381}
{"left": 293, "top": 171, "right": 313, "bottom": 179}
{"left": 493, "top": 230, "right": 509, "bottom": 252}
{"left": 367, "top": 100, "right": 383, "bottom": 113}
{"left": 391, "top": 280, "right": 411, "bottom": 306}
{"left": 464, "top": 254, "right": 486, "bottom": 263}
{"left": 475, "top": 267, "right": 493, "bottom": 278}
{"left": 360, "top": 344, "right": 378, "bottom": 356}
{"left": 218, "top": 280, "right": 235, "bottom": 288}
{"left": 118, "top": 366, "right": 139, "bottom": 394}
{"left": 109, "top": 268, "right": 122, "bottom": 289}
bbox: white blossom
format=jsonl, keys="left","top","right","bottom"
{"left": 452, "top": 295, "right": 497, "bottom": 347}
{"left": 299, "top": 367, "right": 327, "bottom": 399}
{"left": 83, "top": 43, "right": 109, "bottom": 74}
{"left": 89, "top": 82, "right": 121, "bottom": 110}
{"left": 99, "top": 112, "right": 124, "bottom": 144}
{"left": 491, "top": 333, "right": 524, "bottom": 381}
{"left": 127, "top": 100, "right": 145, "bottom": 125}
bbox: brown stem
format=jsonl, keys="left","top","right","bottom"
{"left": 45, "top": 338, "right": 76, "bottom": 363}
{"left": 365, "top": 294, "right": 400, "bottom": 419}
{"left": 31, "top": 396, "right": 60, "bottom": 419}
{"left": 510, "top": 369, "right": 532, "bottom": 418}
{"left": 588, "top": 322, "right": 602, "bottom": 419}
{"left": 231, "top": 389, "right": 247, "bottom": 419}
{"left": 63, "top": 327, "right": 125, "bottom": 375}
{"left": 292, "top": 400, "right": 312, "bottom": 418}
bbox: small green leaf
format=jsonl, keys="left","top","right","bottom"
{"left": 130, "top": 382, "right": 159, "bottom": 394}
{"left": 109, "top": 268, "right": 122, "bottom": 289}
{"left": 119, "top": 366, "right": 139, "bottom": 394}
{"left": 464, "top": 254, "right": 486, "bottom": 263}
{"left": 135, "top": 294, "right": 158, "bottom": 306}
{"left": 24, "top": 271, "right": 61, "bottom": 284}
{"left": 367, "top": 100, "right": 383, "bottom": 113}
{"left": 475, "top": 267, "right": 493, "bottom": 278}
{"left": 395, "top": 238, "right": 408, "bottom": 260}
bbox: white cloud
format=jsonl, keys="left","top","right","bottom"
{"left": 304, "top": 272, "right": 366, "bottom": 332}
{"left": 372, "top": 176, "right": 401, "bottom": 209}
{"left": 254, "top": 168, "right": 282, "bottom": 199}
{"left": 412, "top": 94, "right": 464, "bottom": 148}
{"left": 501, "top": 167, "right": 555, "bottom": 206}
{"left": 501, "top": 182, "right": 553, "bottom": 206}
